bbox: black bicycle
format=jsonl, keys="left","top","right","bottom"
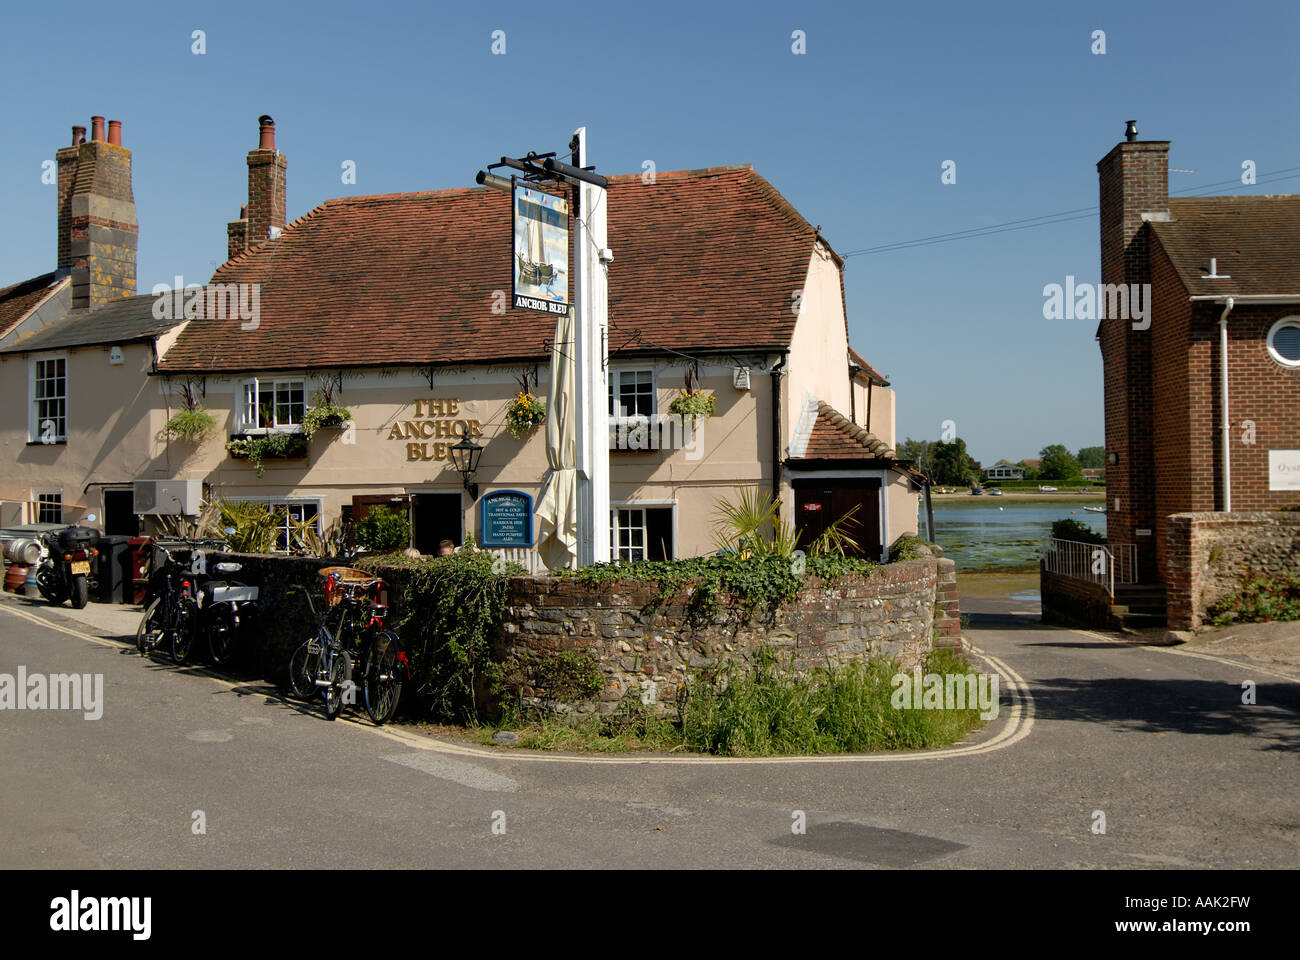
{"left": 287, "top": 571, "right": 407, "bottom": 723}
{"left": 135, "top": 538, "right": 230, "bottom": 664}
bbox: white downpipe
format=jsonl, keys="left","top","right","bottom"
{"left": 1218, "top": 297, "right": 1235, "bottom": 513}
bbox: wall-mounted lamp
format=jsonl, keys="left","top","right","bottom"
{"left": 449, "top": 436, "right": 484, "bottom": 500}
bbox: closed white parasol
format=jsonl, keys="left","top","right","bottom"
{"left": 534, "top": 308, "right": 579, "bottom": 569}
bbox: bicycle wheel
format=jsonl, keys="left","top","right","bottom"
{"left": 288, "top": 640, "right": 320, "bottom": 702}
{"left": 323, "top": 649, "right": 353, "bottom": 721}
{"left": 207, "top": 605, "right": 238, "bottom": 668}
{"left": 170, "top": 598, "right": 199, "bottom": 664}
{"left": 136, "top": 598, "right": 163, "bottom": 656}
{"left": 363, "top": 631, "right": 404, "bottom": 725}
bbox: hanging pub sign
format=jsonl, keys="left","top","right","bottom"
{"left": 512, "top": 185, "right": 569, "bottom": 315}
{"left": 480, "top": 489, "right": 534, "bottom": 547}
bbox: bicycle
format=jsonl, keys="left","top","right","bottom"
{"left": 135, "top": 538, "right": 231, "bottom": 664}
{"left": 287, "top": 571, "right": 407, "bottom": 724}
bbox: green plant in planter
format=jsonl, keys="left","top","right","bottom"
{"left": 505, "top": 392, "right": 546, "bottom": 439}
{"left": 164, "top": 407, "right": 216, "bottom": 443}
{"left": 667, "top": 391, "right": 716, "bottom": 419}
{"left": 302, "top": 401, "right": 352, "bottom": 441}
{"left": 225, "top": 432, "right": 309, "bottom": 478}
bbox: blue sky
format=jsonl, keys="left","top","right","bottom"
{"left": 2, "top": 0, "right": 1297, "bottom": 465}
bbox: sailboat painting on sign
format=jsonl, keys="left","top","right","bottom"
{"left": 512, "top": 185, "right": 570, "bottom": 315}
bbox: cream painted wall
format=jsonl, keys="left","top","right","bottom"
{"left": 165, "top": 361, "right": 776, "bottom": 558}
{"left": 784, "top": 243, "right": 851, "bottom": 434}
{"left": 0, "top": 341, "right": 168, "bottom": 525}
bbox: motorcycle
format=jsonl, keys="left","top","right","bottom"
{"left": 35, "top": 513, "right": 99, "bottom": 609}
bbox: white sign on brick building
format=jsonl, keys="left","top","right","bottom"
{"left": 1268, "top": 450, "right": 1300, "bottom": 491}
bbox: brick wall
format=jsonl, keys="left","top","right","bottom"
{"left": 1040, "top": 563, "right": 1117, "bottom": 630}
{"left": 1165, "top": 512, "right": 1300, "bottom": 629}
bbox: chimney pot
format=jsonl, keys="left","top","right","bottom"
{"left": 240, "top": 203, "right": 248, "bottom": 218}
{"left": 1125, "top": 120, "right": 1139, "bottom": 142}
{"left": 91, "top": 116, "right": 105, "bottom": 142}
{"left": 258, "top": 114, "right": 275, "bottom": 150}
{"left": 107, "top": 120, "right": 122, "bottom": 146}
{"left": 71, "top": 126, "right": 86, "bottom": 146}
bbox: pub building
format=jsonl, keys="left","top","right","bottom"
{"left": 3, "top": 116, "right": 924, "bottom": 562}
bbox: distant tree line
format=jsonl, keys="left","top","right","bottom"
{"left": 897, "top": 439, "right": 1105, "bottom": 485}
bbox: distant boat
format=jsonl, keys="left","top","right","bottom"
{"left": 1083, "top": 505, "right": 1105, "bottom": 513}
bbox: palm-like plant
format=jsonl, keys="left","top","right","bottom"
{"left": 712, "top": 487, "right": 861, "bottom": 558}
{"left": 216, "top": 500, "right": 284, "bottom": 554}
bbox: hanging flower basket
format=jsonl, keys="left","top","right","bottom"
{"left": 164, "top": 407, "right": 216, "bottom": 443}
{"left": 302, "top": 401, "right": 353, "bottom": 441}
{"left": 505, "top": 392, "right": 546, "bottom": 439}
{"left": 667, "top": 391, "right": 716, "bottom": 420}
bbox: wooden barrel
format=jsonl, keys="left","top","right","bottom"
{"left": 4, "top": 563, "right": 30, "bottom": 593}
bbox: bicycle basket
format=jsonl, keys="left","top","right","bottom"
{"left": 318, "top": 566, "right": 373, "bottom": 607}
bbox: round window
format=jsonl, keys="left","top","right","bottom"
{"left": 1267, "top": 317, "right": 1300, "bottom": 368}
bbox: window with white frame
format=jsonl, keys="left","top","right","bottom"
{"left": 1267, "top": 317, "right": 1300, "bottom": 369}
{"left": 237, "top": 378, "right": 305, "bottom": 431}
{"left": 608, "top": 369, "right": 656, "bottom": 418}
{"left": 30, "top": 354, "right": 67, "bottom": 443}
{"left": 36, "top": 492, "right": 63, "bottom": 524}
{"left": 610, "top": 505, "right": 673, "bottom": 562}
{"left": 237, "top": 499, "right": 320, "bottom": 553}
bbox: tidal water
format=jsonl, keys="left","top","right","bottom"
{"left": 925, "top": 499, "right": 1106, "bottom": 570}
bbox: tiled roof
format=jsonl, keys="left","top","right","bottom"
{"left": 0, "top": 272, "right": 63, "bottom": 341}
{"left": 797, "top": 400, "right": 896, "bottom": 461}
{"left": 158, "top": 166, "right": 823, "bottom": 373}
{"left": 0, "top": 293, "right": 181, "bottom": 355}
{"left": 848, "top": 345, "right": 889, "bottom": 386}
{"left": 1151, "top": 196, "right": 1300, "bottom": 297}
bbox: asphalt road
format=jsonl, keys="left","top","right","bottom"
{"left": 1, "top": 596, "right": 1296, "bottom": 869}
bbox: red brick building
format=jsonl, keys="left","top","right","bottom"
{"left": 1097, "top": 122, "right": 1300, "bottom": 589}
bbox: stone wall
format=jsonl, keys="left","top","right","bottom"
{"left": 1166, "top": 512, "right": 1300, "bottom": 630}
{"left": 183, "top": 546, "right": 961, "bottom": 717}
{"left": 1040, "top": 563, "right": 1116, "bottom": 630}
{"left": 498, "top": 555, "right": 958, "bottom": 716}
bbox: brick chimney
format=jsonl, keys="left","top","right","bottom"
{"left": 55, "top": 125, "right": 87, "bottom": 274}
{"left": 227, "top": 115, "right": 286, "bottom": 259}
{"left": 65, "top": 116, "right": 138, "bottom": 310}
{"left": 1096, "top": 121, "right": 1170, "bottom": 584}
{"left": 1097, "top": 121, "right": 1169, "bottom": 289}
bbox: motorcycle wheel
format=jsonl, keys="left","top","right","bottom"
{"left": 69, "top": 575, "right": 89, "bottom": 610}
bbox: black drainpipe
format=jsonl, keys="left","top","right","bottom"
{"left": 771, "top": 353, "right": 787, "bottom": 507}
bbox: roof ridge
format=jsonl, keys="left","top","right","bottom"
{"left": 816, "top": 400, "right": 895, "bottom": 457}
